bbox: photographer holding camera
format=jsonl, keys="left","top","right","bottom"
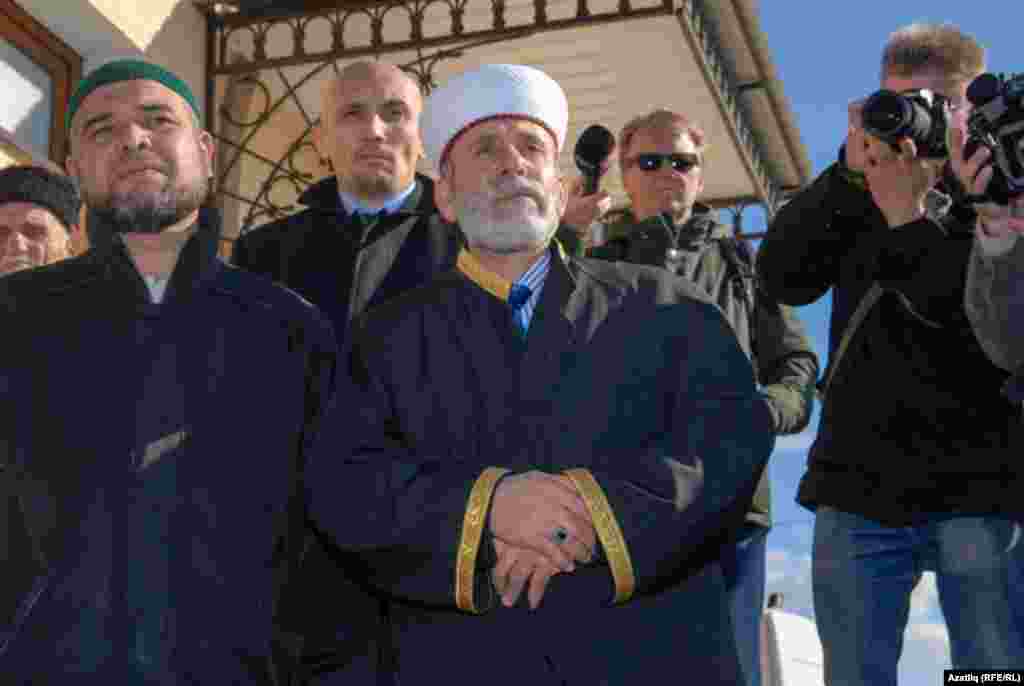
{"left": 953, "top": 73, "right": 1024, "bottom": 378}
{"left": 757, "top": 23, "right": 1024, "bottom": 681}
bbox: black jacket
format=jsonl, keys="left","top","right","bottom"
{"left": 591, "top": 207, "right": 819, "bottom": 527}
{"left": 233, "top": 174, "right": 461, "bottom": 684}
{"left": 757, "top": 159, "right": 1024, "bottom": 525}
{"left": 0, "top": 211, "right": 336, "bottom": 683}
{"left": 233, "top": 174, "right": 460, "bottom": 347}
{"left": 310, "top": 246, "right": 775, "bottom": 684}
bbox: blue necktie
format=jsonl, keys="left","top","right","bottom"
{"left": 508, "top": 283, "right": 532, "bottom": 335}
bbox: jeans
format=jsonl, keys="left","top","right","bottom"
{"left": 721, "top": 525, "right": 768, "bottom": 686}
{"left": 813, "top": 507, "right": 1024, "bottom": 686}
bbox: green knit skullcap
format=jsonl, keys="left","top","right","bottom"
{"left": 66, "top": 59, "right": 200, "bottom": 132}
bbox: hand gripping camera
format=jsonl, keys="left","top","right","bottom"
{"left": 963, "top": 72, "right": 1024, "bottom": 205}
{"left": 861, "top": 88, "right": 950, "bottom": 159}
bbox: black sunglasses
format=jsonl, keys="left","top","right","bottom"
{"left": 629, "top": 152, "right": 701, "bottom": 173}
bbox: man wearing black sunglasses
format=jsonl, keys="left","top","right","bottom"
{"left": 589, "top": 108, "right": 818, "bottom": 686}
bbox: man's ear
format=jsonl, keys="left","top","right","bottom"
{"left": 198, "top": 130, "right": 217, "bottom": 180}
{"left": 65, "top": 153, "right": 79, "bottom": 181}
{"left": 434, "top": 169, "right": 457, "bottom": 223}
{"left": 555, "top": 173, "right": 569, "bottom": 217}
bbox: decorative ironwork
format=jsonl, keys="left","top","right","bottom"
{"left": 676, "top": 0, "right": 784, "bottom": 215}
{"left": 200, "top": 0, "right": 795, "bottom": 246}
{"left": 208, "top": 34, "right": 551, "bottom": 236}
{"left": 723, "top": 200, "right": 766, "bottom": 241}
{"left": 202, "top": 0, "right": 679, "bottom": 241}
{"left": 207, "top": 0, "right": 676, "bottom": 76}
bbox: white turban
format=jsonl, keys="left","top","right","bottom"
{"left": 421, "top": 64, "right": 569, "bottom": 170}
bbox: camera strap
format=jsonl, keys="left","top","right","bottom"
{"left": 816, "top": 282, "right": 884, "bottom": 402}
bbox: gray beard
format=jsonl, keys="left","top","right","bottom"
{"left": 459, "top": 215, "right": 556, "bottom": 254}
{"left": 453, "top": 181, "right": 559, "bottom": 254}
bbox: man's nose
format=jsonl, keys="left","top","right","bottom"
{"left": 495, "top": 143, "right": 528, "bottom": 175}
{"left": 118, "top": 122, "right": 152, "bottom": 151}
{"left": 4, "top": 230, "right": 29, "bottom": 254}
{"left": 362, "top": 113, "right": 387, "bottom": 140}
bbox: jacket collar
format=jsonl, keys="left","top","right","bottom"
{"left": 86, "top": 206, "right": 223, "bottom": 308}
{"left": 681, "top": 203, "right": 727, "bottom": 243}
{"left": 297, "top": 173, "right": 436, "bottom": 217}
{"left": 615, "top": 202, "right": 724, "bottom": 246}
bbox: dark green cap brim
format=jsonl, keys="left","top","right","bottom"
{"left": 66, "top": 59, "right": 200, "bottom": 133}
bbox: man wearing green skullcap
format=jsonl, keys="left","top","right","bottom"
{"left": 0, "top": 58, "right": 336, "bottom": 682}
{"left": 65, "top": 58, "right": 201, "bottom": 133}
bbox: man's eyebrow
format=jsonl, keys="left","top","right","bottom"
{"left": 470, "top": 132, "right": 498, "bottom": 149}
{"left": 520, "top": 131, "right": 547, "bottom": 147}
{"left": 80, "top": 104, "right": 178, "bottom": 134}
{"left": 140, "top": 104, "right": 178, "bottom": 117}
{"left": 80, "top": 113, "right": 112, "bottom": 134}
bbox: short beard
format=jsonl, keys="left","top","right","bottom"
{"left": 86, "top": 180, "right": 207, "bottom": 236}
{"left": 343, "top": 172, "right": 400, "bottom": 200}
{"left": 454, "top": 177, "right": 560, "bottom": 254}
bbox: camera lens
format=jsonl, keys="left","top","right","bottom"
{"left": 862, "top": 91, "right": 915, "bottom": 139}
{"left": 860, "top": 89, "right": 945, "bottom": 157}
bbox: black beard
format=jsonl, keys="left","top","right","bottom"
{"left": 86, "top": 180, "right": 207, "bottom": 236}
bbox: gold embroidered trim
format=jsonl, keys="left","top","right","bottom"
{"left": 455, "top": 466, "right": 510, "bottom": 613}
{"left": 552, "top": 237, "right": 568, "bottom": 263}
{"left": 456, "top": 249, "right": 511, "bottom": 302}
{"left": 564, "top": 468, "right": 636, "bottom": 604}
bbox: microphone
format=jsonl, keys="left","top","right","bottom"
{"left": 574, "top": 125, "right": 616, "bottom": 195}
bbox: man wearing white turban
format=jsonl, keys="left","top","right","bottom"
{"left": 309, "top": 64, "right": 774, "bottom": 685}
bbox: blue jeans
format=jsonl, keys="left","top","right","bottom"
{"left": 813, "top": 507, "right": 1024, "bottom": 685}
{"left": 721, "top": 525, "right": 768, "bottom": 686}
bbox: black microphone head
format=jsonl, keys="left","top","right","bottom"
{"left": 967, "top": 72, "right": 1001, "bottom": 107}
{"left": 574, "top": 125, "right": 616, "bottom": 177}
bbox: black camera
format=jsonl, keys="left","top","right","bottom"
{"left": 861, "top": 88, "right": 949, "bottom": 158}
{"left": 963, "top": 72, "right": 1024, "bottom": 205}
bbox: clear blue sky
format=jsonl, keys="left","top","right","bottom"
{"left": 747, "top": 4, "right": 1020, "bottom": 682}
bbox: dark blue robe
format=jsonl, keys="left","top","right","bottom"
{"left": 0, "top": 212, "right": 336, "bottom": 684}
{"left": 311, "top": 246, "right": 775, "bottom": 685}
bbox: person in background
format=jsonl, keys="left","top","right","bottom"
{"left": 0, "top": 164, "right": 79, "bottom": 276}
{"left": 954, "top": 111, "right": 1024, "bottom": 378}
{"left": 589, "top": 108, "right": 819, "bottom": 686}
{"left": 0, "top": 162, "right": 81, "bottom": 660}
{"left": 232, "top": 59, "right": 464, "bottom": 684}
